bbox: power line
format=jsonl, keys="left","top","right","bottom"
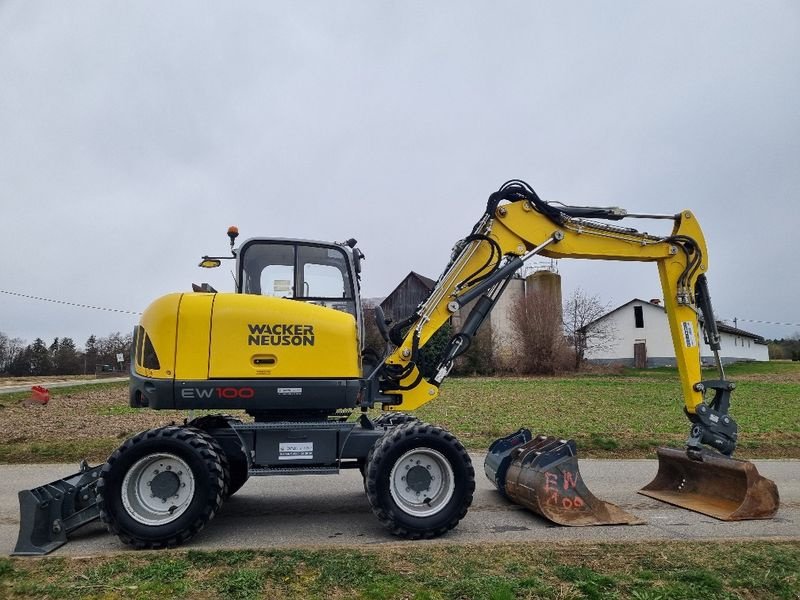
{"left": 3, "top": 287, "right": 796, "bottom": 329}
{"left": 0, "top": 289, "right": 142, "bottom": 316}
{"left": 729, "top": 317, "right": 800, "bottom": 328}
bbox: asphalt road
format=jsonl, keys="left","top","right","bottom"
{"left": 3, "top": 456, "right": 797, "bottom": 556}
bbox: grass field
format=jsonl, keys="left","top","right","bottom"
{"left": 1, "top": 541, "right": 798, "bottom": 599}
{"left": 418, "top": 361, "right": 800, "bottom": 457}
{"left": 0, "top": 362, "right": 798, "bottom": 462}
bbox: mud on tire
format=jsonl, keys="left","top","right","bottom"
{"left": 97, "top": 426, "right": 225, "bottom": 549}
{"left": 364, "top": 422, "right": 475, "bottom": 539}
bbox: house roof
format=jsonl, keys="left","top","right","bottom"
{"left": 380, "top": 271, "right": 436, "bottom": 307}
{"left": 586, "top": 298, "right": 766, "bottom": 343}
{"left": 582, "top": 298, "right": 661, "bottom": 329}
{"left": 713, "top": 321, "right": 767, "bottom": 343}
{"left": 409, "top": 271, "right": 437, "bottom": 290}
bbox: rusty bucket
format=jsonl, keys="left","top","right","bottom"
{"left": 486, "top": 432, "right": 642, "bottom": 526}
{"left": 639, "top": 447, "right": 780, "bottom": 520}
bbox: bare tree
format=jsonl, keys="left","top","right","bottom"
{"left": 361, "top": 307, "right": 388, "bottom": 360}
{"left": 0, "top": 332, "right": 25, "bottom": 374}
{"left": 0, "top": 331, "right": 25, "bottom": 373}
{"left": 510, "top": 287, "right": 570, "bottom": 374}
{"left": 563, "top": 288, "right": 616, "bottom": 369}
{"left": 96, "top": 331, "right": 133, "bottom": 370}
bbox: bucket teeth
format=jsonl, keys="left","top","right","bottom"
{"left": 485, "top": 432, "right": 643, "bottom": 526}
{"left": 639, "top": 447, "right": 780, "bottom": 520}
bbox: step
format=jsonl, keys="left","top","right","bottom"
{"left": 248, "top": 466, "right": 340, "bottom": 476}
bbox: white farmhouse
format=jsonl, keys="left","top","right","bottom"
{"left": 583, "top": 298, "right": 769, "bottom": 367}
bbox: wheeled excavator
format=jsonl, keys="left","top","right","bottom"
{"left": 13, "top": 180, "right": 779, "bottom": 554}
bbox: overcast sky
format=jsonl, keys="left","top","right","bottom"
{"left": 1, "top": 1, "right": 798, "bottom": 348}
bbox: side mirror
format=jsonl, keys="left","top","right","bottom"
{"left": 198, "top": 226, "right": 240, "bottom": 268}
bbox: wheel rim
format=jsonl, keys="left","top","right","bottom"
{"left": 121, "top": 453, "right": 196, "bottom": 525}
{"left": 389, "top": 447, "right": 455, "bottom": 517}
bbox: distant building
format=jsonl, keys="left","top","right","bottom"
{"left": 379, "top": 272, "right": 437, "bottom": 322}
{"left": 452, "top": 269, "right": 562, "bottom": 368}
{"left": 380, "top": 269, "right": 562, "bottom": 366}
{"left": 583, "top": 298, "right": 769, "bottom": 367}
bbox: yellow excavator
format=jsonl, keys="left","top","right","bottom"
{"left": 13, "top": 180, "right": 778, "bottom": 554}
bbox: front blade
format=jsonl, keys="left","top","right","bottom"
{"left": 639, "top": 447, "right": 780, "bottom": 521}
{"left": 12, "top": 464, "right": 102, "bottom": 556}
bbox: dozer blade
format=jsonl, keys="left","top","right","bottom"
{"left": 485, "top": 431, "right": 643, "bottom": 526}
{"left": 12, "top": 462, "right": 103, "bottom": 556}
{"left": 639, "top": 447, "right": 780, "bottom": 521}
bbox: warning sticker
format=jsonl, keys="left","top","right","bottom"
{"left": 682, "top": 321, "right": 696, "bottom": 348}
{"left": 279, "top": 442, "right": 313, "bottom": 460}
{"left": 277, "top": 387, "right": 302, "bottom": 396}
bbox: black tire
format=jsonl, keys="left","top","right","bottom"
{"left": 373, "top": 412, "right": 419, "bottom": 428}
{"left": 364, "top": 422, "right": 474, "bottom": 539}
{"left": 97, "top": 426, "right": 226, "bottom": 549}
{"left": 188, "top": 427, "right": 231, "bottom": 499}
{"left": 188, "top": 414, "right": 250, "bottom": 497}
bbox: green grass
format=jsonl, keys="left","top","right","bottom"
{"left": 415, "top": 363, "right": 800, "bottom": 457}
{"left": 92, "top": 404, "right": 139, "bottom": 416}
{"left": 0, "top": 381, "right": 128, "bottom": 405}
{"left": 2, "top": 363, "right": 798, "bottom": 461}
{"left": 0, "top": 541, "right": 797, "bottom": 599}
{"left": 0, "top": 438, "right": 120, "bottom": 463}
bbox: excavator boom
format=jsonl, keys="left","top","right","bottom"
{"left": 377, "top": 180, "right": 778, "bottom": 522}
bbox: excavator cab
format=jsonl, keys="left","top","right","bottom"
{"left": 196, "top": 234, "right": 371, "bottom": 378}
{"left": 239, "top": 241, "right": 358, "bottom": 309}
{"left": 236, "top": 238, "right": 365, "bottom": 350}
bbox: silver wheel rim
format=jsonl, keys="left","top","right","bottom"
{"left": 389, "top": 447, "right": 455, "bottom": 517}
{"left": 121, "top": 453, "right": 196, "bottom": 525}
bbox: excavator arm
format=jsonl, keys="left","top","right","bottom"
{"left": 377, "top": 180, "right": 736, "bottom": 456}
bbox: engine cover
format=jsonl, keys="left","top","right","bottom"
{"left": 208, "top": 293, "right": 360, "bottom": 378}
{"left": 131, "top": 292, "right": 361, "bottom": 411}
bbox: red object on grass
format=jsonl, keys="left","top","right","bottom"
{"left": 30, "top": 385, "right": 50, "bottom": 405}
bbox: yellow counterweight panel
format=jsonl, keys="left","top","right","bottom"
{"left": 134, "top": 293, "right": 181, "bottom": 380}
{"left": 209, "top": 294, "right": 360, "bottom": 379}
{"left": 174, "top": 293, "right": 214, "bottom": 380}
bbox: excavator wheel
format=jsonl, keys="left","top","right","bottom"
{"left": 188, "top": 415, "right": 249, "bottom": 497}
{"left": 364, "top": 422, "right": 474, "bottom": 539}
{"left": 361, "top": 413, "right": 420, "bottom": 487}
{"left": 188, "top": 427, "right": 231, "bottom": 499}
{"left": 97, "top": 426, "right": 226, "bottom": 549}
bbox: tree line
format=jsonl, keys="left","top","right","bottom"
{"left": 767, "top": 337, "right": 800, "bottom": 361}
{"left": 0, "top": 331, "right": 133, "bottom": 377}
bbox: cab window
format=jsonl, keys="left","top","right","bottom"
{"left": 240, "top": 241, "right": 355, "bottom": 316}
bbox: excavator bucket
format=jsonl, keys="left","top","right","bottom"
{"left": 485, "top": 430, "right": 643, "bottom": 526}
{"left": 639, "top": 447, "right": 780, "bottom": 520}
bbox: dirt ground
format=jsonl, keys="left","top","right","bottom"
{"left": 0, "top": 385, "right": 201, "bottom": 445}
